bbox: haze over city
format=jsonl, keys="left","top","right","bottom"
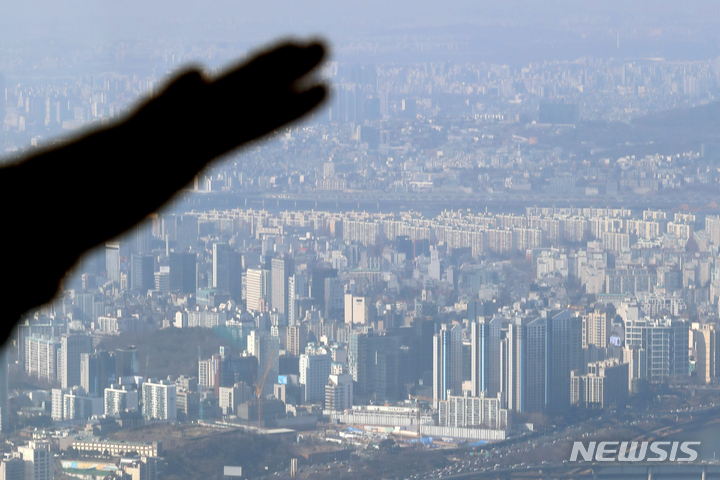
{"left": 4, "top": 2, "right": 720, "bottom": 480}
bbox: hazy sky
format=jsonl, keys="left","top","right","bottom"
{"left": 3, "top": 1, "right": 720, "bottom": 67}
{"left": 4, "top": 0, "right": 720, "bottom": 43}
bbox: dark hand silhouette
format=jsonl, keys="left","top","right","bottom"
{"left": 1, "top": 39, "right": 328, "bottom": 343}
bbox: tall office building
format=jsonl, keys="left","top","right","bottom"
{"left": 176, "top": 214, "right": 198, "bottom": 252}
{"left": 310, "top": 267, "right": 337, "bottom": 312}
{"left": 129, "top": 221, "right": 153, "bottom": 255}
{"left": 544, "top": 310, "right": 582, "bottom": 415}
{"left": 299, "top": 353, "right": 331, "bottom": 403}
{"left": 141, "top": 380, "right": 177, "bottom": 421}
{"left": 14, "top": 441, "right": 52, "bottom": 480}
{"left": 344, "top": 295, "right": 372, "bottom": 325}
{"left": 218, "top": 382, "right": 253, "bottom": 415}
{"left": 228, "top": 250, "right": 242, "bottom": 303}
{"left": 432, "top": 324, "right": 462, "bottom": 404}
{"left": 60, "top": 334, "right": 92, "bottom": 389}
{"left": 80, "top": 350, "right": 113, "bottom": 397}
{"left": 130, "top": 254, "right": 154, "bottom": 293}
{"left": 245, "top": 267, "right": 271, "bottom": 313}
{"left": 247, "top": 330, "right": 280, "bottom": 395}
{"left": 325, "top": 374, "right": 353, "bottom": 412}
{"left": 169, "top": 252, "right": 196, "bottom": 294}
{"left": 154, "top": 267, "right": 170, "bottom": 294}
{"left": 348, "top": 332, "right": 405, "bottom": 401}
{"left": 197, "top": 357, "right": 215, "bottom": 390}
{"left": 287, "top": 274, "right": 305, "bottom": 326}
{"left": 324, "top": 277, "right": 344, "bottom": 321}
{"left": 0, "top": 457, "right": 24, "bottom": 480}
{"left": 211, "top": 243, "right": 242, "bottom": 296}
{"left": 212, "top": 243, "right": 230, "bottom": 292}
{"left": 105, "top": 243, "right": 121, "bottom": 283}
{"left": 115, "top": 346, "right": 139, "bottom": 379}
{"left": 271, "top": 256, "right": 294, "bottom": 317}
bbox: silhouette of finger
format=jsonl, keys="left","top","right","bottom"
{"left": 214, "top": 41, "right": 326, "bottom": 91}
{"left": 212, "top": 84, "right": 327, "bottom": 152}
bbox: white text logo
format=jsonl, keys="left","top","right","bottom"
{"left": 569, "top": 441, "right": 700, "bottom": 462}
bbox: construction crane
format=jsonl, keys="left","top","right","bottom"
{"left": 254, "top": 350, "right": 276, "bottom": 429}
{"left": 408, "top": 395, "right": 435, "bottom": 435}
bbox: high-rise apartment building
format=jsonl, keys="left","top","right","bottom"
{"left": 438, "top": 392, "right": 508, "bottom": 430}
{"left": 433, "top": 324, "right": 462, "bottom": 405}
{"left": 104, "top": 384, "right": 139, "bottom": 416}
{"left": 571, "top": 359, "right": 629, "bottom": 409}
{"left": 51, "top": 387, "right": 102, "bottom": 422}
{"left": 16, "top": 318, "right": 65, "bottom": 369}
{"left": 545, "top": 310, "right": 582, "bottom": 415}
{"left": 524, "top": 316, "right": 547, "bottom": 414}
{"left": 141, "top": 380, "right": 177, "bottom": 421}
{"left": 582, "top": 310, "right": 610, "bottom": 348}
{"left": 625, "top": 317, "right": 689, "bottom": 384}
{"left": 286, "top": 325, "right": 308, "bottom": 357}
{"left": 25, "top": 337, "right": 61, "bottom": 383}
{"left": 470, "top": 316, "right": 503, "bottom": 398}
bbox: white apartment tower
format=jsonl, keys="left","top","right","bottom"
{"left": 104, "top": 384, "right": 139, "bottom": 416}
{"left": 141, "top": 380, "right": 177, "bottom": 421}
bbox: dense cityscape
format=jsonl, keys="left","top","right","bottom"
{"left": 6, "top": 15, "right": 720, "bottom": 480}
